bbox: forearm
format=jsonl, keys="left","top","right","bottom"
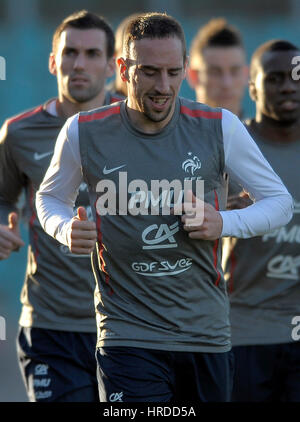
{"left": 0, "top": 125, "right": 25, "bottom": 225}
{"left": 36, "top": 114, "right": 82, "bottom": 246}
{"left": 36, "top": 192, "right": 74, "bottom": 246}
{"left": 222, "top": 109, "right": 293, "bottom": 238}
{"left": 220, "top": 193, "right": 293, "bottom": 238}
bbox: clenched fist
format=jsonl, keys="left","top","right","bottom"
{"left": 0, "top": 212, "right": 25, "bottom": 260}
{"left": 67, "top": 206, "right": 97, "bottom": 254}
{"left": 173, "top": 190, "right": 223, "bottom": 240}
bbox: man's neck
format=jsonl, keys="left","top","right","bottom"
{"left": 251, "top": 113, "right": 300, "bottom": 143}
{"left": 56, "top": 91, "right": 106, "bottom": 119}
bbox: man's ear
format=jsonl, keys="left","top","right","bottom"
{"left": 117, "top": 57, "right": 129, "bottom": 82}
{"left": 249, "top": 80, "right": 257, "bottom": 102}
{"left": 49, "top": 53, "right": 57, "bottom": 76}
{"left": 186, "top": 67, "right": 199, "bottom": 89}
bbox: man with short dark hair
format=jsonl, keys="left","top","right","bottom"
{"left": 224, "top": 40, "right": 300, "bottom": 402}
{"left": 0, "top": 10, "right": 118, "bottom": 402}
{"left": 37, "top": 13, "right": 293, "bottom": 402}
{"left": 188, "top": 18, "right": 248, "bottom": 117}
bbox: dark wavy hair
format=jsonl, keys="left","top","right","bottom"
{"left": 52, "top": 10, "right": 115, "bottom": 59}
{"left": 123, "top": 12, "right": 186, "bottom": 63}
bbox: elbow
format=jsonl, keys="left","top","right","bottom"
{"left": 285, "top": 193, "right": 294, "bottom": 224}
{"left": 35, "top": 200, "right": 43, "bottom": 228}
{"left": 35, "top": 190, "right": 46, "bottom": 230}
{"left": 276, "top": 192, "right": 294, "bottom": 229}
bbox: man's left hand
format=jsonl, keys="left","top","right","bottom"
{"left": 173, "top": 190, "right": 223, "bottom": 240}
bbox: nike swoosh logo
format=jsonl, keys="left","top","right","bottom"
{"left": 103, "top": 165, "right": 126, "bottom": 175}
{"left": 34, "top": 151, "right": 54, "bottom": 161}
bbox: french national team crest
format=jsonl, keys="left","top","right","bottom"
{"left": 182, "top": 152, "right": 202, "bottom": 176}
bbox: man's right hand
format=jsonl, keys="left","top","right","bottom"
{"left": 68, "top": 206, "right": 97, "bottom": 254}
{"left": 0, "top": 212, "right": 25, "bottom": 260}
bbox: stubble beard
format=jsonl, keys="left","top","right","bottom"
{"left": 141, "top": 97, "right": 174, "bottom": 123}
{"left": 67, "top": 80, "right": 104, "bottom": 104}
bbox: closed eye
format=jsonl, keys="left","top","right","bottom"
{"left": 168, "top": 69, "right": 181, "bottom": 76}
{"left": 140, "top": 66, "right": 156, "bottom": 76}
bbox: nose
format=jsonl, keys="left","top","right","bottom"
{"left": 73, "top": 52, "right": 86, "bottom": 70}
{"left": 221, "top": 73, "right": 234, "bottom": 89}
{"left": 155, "top": 71, "right": 170, "bottom": 94}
